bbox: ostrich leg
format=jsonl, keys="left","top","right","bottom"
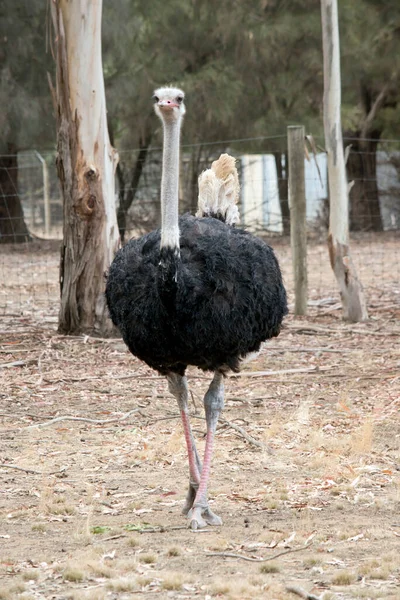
{"left": 167, "top": 373, "right": 202, "bottom": 515}
{"left": 189, "top": 371, "right": 224, "bottom": 530}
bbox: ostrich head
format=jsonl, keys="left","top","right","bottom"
{"left": 153, "top": 87, "right": 186, "bottom": 122}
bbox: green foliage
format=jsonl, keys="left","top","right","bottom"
{"left": 91, "top": 525, "right": 112, "bottom": 534}
{"left": 0, "top": 0, "right": 54, "bottom": 152}
{"left": 103, "top": 0, "right": 325, "bottom": 154}
{"left": 340, "top": 0, "right": 400, "bottom": 137}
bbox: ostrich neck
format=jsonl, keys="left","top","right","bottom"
{"left": 160, "top": 118, "right": 181, "bottom": 251}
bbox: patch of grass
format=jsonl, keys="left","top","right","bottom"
{"left": 263, "top": 499, "right": 278, "bottom": 510}
{"left": 358, "top": 558, "right": 381, "bottom": 576}
{"left": 167, "top": 546, "right": 181, "bottom": 557}
{"left": 207, "top": 537, "right": 229, "bottom": 551}
{"left": 303, "top": 556, "right": 322, "bottom": 568}
{"left": 0, "top": 583, "right": 26, "bottom": 600}
{"left": 352, "top": 589, "right": 384, "bottom": 599}
{"left": 106, "top": 578, "right": 137, "bottom": 592}
{"left": 113, "top": 558, "right": 140, "bottom": 574}
{"left": 139, "top": 553, "right": 157, "bottom": 564}
{"left": 209, "top": 579, "right": 231, "bottom": 595}
{"left": 351, "top": 419, "right": 374, "bottom": 454}
{"left": 21, "top": 570, "right": 39, "bottom": 581}
{"left": 260, "top": 562, "right": 280, "bottom": 574}
{"left": 382, "top": 551, "right": 399, "bottom": 564}
{"left": 248, "top": 576, "right": 264, "bottom": 587}
{"left": 161, "top": 573, "right": 183, "bottom": 590}
{"left": 136, "top": 576, "right": 153, "bottom": 587}
{"left": 369, "top": 568, "right": 390, "bottom": 580}
{"left": 331, "top": 571, "right": 356, "bottom": 586}
{"left": 47, "top": 502, "right": 76, "bottom": 516}
{"left": 259, "top": 530, "right": 278, "bottom": 544}
{"left": 126, "top": 535, "right": 140, "bottom": 547}
{"left": 63, "top": 567, "right": 85, "bottom": 582}
{"left": 87, "top": 561, "right": 114, "bottom": 579}
{"left": 127, "top": 501, "right": 144, "bottom": 511}
{"left": 31, "top": 523, "right": 46, "bottom": 533}
{"left": 77, "top": 592, "right": 106, "bottom": 600}
{"left": 337, "top": 529, "right": 361, "bottom": 541}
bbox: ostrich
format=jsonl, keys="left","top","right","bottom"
{"left": 106, "top": 87, "right": 288, "bottom": 530}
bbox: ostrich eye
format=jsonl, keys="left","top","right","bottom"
{"left": 177, "top": 97, "right": 183, "bottom": 103}
{"left": 153, "top": 95, "right": 159, "bottom": 103}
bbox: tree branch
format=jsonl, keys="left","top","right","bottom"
{"left": 360, "top": 84, "right": 389, "bottom": 141}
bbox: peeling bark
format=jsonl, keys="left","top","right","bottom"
{"left": 321, "top": 0, "right": 368, "bottom": 322}
{"left": 327, "top": 234, "right": 367, "bottom": 322}
{"left": 52, "top": 0, "right": 119, "bottom": 335}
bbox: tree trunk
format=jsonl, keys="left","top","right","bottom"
{"left": 321, "top": 0, "right": 368, "bottom": 322}
{"left": 0, "top": 147, "right": 31, "bottom": 243}
{"left": 52, "top": 0, "right": 119, "bottom": 336}
{"left": 346, "top": 136, "right": 382, "bottom": 231}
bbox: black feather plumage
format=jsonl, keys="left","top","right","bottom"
{"left": 106, "top": 214, "right": 288, "bottom": 376}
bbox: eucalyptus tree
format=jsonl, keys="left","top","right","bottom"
{"left": 51, "top": 0, "right": 119, "bottom": 335}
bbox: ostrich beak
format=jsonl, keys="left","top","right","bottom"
{"left": 158, "top": 100, "right": 179, "bottom": 109}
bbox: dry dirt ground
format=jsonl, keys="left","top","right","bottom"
{"left": 0, "top": 235, "right": 399, "bottom": 600}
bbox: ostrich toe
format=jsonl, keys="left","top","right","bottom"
{"left": 188, "top": 505, "right": 222, "bottom": 529}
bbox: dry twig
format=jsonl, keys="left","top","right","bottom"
{"left": 25, "top": 407, "right": 142, "bottom": 430}
{"left": 0, "top": 359, "right": 36, "bottom": 369}
{"left": 131, "top": 525, "right": 187, "bottom": 534}
{"left": 230, "top": 366, "right": 332, "bottom": 378}
{"left": 0, "top": 463, "right": 63, "bottom": 475}
{"left": 205, "top": 543, "right": 312, "bottom": 562}
{"left": 93, "top": 534, "right": 127, "bottom": 543}
{"left": 219, "top": 417, "right": 271, "bottom": 452}
{"left": 287, "top": 323, "right": 399, "bottom": 336}
{"left": 0, "top": 463, "right": 45, "bottom": 475}
{"left": 267, "top": 345, "right": 349, "bottom": 353}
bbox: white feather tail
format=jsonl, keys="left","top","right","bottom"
{"left": 196, "top": 154, "right": 240, "bottom": 226}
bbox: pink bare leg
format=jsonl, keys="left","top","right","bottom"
{"left": 189, "top": 371, "right": 224, "bottom": 530}
{"left": 167, "top": 374, "right": 202, "bottom": 515}
{"left": 179, "top": 408, "right": 203, "bottom": 514}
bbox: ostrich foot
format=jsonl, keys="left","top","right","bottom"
{"left": 181, "top": 483, "right": 197, "bottom": 516}
{"left": 188, "top": 505, "right": 222, "bottom": 530}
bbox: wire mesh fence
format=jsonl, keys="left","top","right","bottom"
{"left": 0, "top": 136, "right": 399, "bottom": 320}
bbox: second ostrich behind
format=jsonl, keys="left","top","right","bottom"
{"left": 106, "top": 87, "right": 288, "bottom": 530}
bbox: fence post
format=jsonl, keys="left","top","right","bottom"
{"left": 34, "top": 151, "right": 51, "bottom": 236}
{"left": 288, "top": 125, "right": 307, "bottom": 315}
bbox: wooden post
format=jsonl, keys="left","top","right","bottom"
{"left": 288, "top": 125, "right": 307, "bottom": 315}
{"left": 321, "top": 0, "right": 368, "bottom": 322}
{"left": 34, "top": 151, "right": 51, "bottom": 236}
